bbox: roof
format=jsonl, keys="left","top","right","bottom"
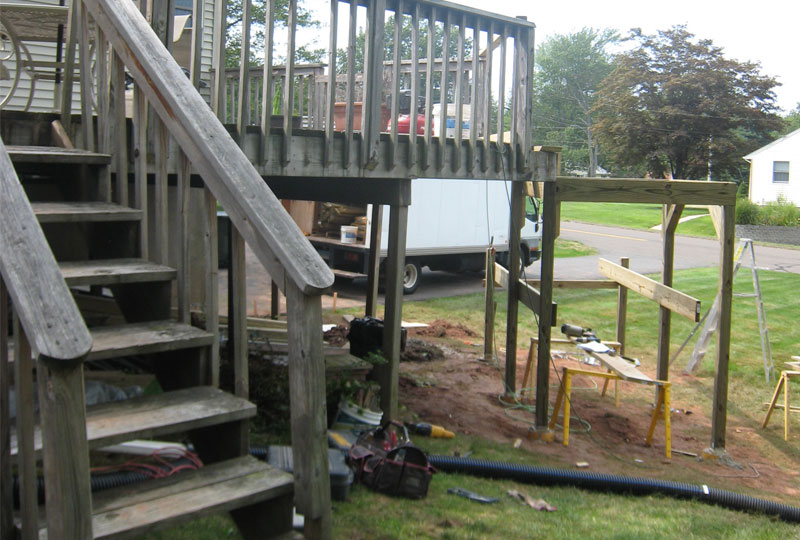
{"left": 743, "top": 128, "right": 800, "bottom": 161}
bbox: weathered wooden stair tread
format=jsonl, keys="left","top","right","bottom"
{"left": 6, "top": 145, "right": 112, "bottom": 165}
{"left": 61, "top": 259, "right": 176, "bottom": 286}
{"left": 12, "top": 386, "right": 256, "bottom": 457}
{"left": 32, "top": 202, "right": 143, "bottom": 223}
{"left": 36, "top": 455, "right": 292, "bottom": 540}
{"left": 88, "top": 320, "right": 215, "bottom": 361}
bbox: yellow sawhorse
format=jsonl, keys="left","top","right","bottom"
{"left": 548, "top": 366, "right": 672, "bottom": 459}
{"left": 762, "top": 370, "right": 800, "bottom": 440}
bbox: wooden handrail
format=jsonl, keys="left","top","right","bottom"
{"left": 0, "top": 139, "right": 92, "bottom": 364}
{"left": 82, "top": 0, "right": 334, "bottom": 296}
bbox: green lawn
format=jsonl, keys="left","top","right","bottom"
{"left": 560, "top": 202, "right": 717, "bottom": 238}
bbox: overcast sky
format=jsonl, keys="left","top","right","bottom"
{"left": 454, "top": 0, "right": 799, "bottom": 113}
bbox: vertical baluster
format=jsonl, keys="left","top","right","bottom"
{"left": 307, "top": 73, "right": 314, "bottom": 128}
{"left": 0, "top": 282, "right": 11, "bottom": 540}
{"left": 362, "top": 0, "right": 386, "bottom": 168}
{"left": 110, "top": 50, "right": 128, "bottom": 205}
{"left": 344, "top": 0, "right": 357, "bottom": 168}
{"left": 388, "top": 0, "right": 402, "bottom": 168}
{"left": 212, "top": 0, "right": 228, "bottom": 118}
{"left": 78, "top": 1, "right": 94, "bottom": 150}
{"left": 469, "top": 21, "right": 479, "bottom": 172}
{"left": 190, "top": 0, "right": 204, "bottom": 88}
{"left": 496, "top": 25, "right": 507, "bottom": 173}
{"left": 177, "top": 152, "right": 191, "bottom": 323}
{"left": 260, "top": 0, "right": 275, "bottom": 164}
{"left": 204, "top": 188, "right": 220, "bottom": 386}
{"left": 423, "top": 7, "right": 434, "bottom": 170}
{"left": 13, "top": 320, "right": 37, "bottom": 540}
{"left": 230, "top": 227, "right": 247, "bottom": 398}
{"left": 154, "top": 120, "right": 169, "bottom": 264}
{"left": 518, "top": 23, "right": 534, "bottom": 176}
{"left": 482, "top": 21, "right": 493, "bottom": 173}
{"left": 61, "top": 0, "right": 79, "bottom": 128}
{"left": 297, "top": 75, "right": 306, "bottom": 128}
{"left": 408, "top": 3, "right": 419, "bottom": 169}
{"left": 324, "top": 0, "right": 338, "bottom": 165}
{"left": 237, "top": 0, "right": 252, "bottom": 148}
{"left": 133, "top": 87, "right": 149, "bottom": 259}
{"left": 453, "top": 13, "right": 465, "bottom": 173}
{"left": 282, "top": 0, "right": 297, "bottom": 165}
{"left": 96, "top": 28, "right": 111, "bottom": 200}
{"left": 437, "top": 12, "right": 449, "bottom": 171}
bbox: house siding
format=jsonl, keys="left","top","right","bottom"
{"left": 747, "top": 129, "right": 800, "bottom": 206}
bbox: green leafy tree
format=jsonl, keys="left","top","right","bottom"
{"left": 784, "top": 103, "right": 800, "bottom": 134}
{"left": 224, "top": 0, "right": 324, "bottom": 67}
{"left": 532, "top": 28, "right": 618, "bottom": 176}
{"left": 592, "top": 25, "right": 782, "bottom": 181}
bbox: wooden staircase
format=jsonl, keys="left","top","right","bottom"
{"left": 6, "top": 145, "right": 295, "bottom": 539}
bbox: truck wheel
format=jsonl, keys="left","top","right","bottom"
{"left": 403, "top": 260, "right": 422, "bottom": 294}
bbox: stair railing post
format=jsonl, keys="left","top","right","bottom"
{"left": 286, "top": 283, "right": 331, "bottom": 539}
{"left": 0, "top": 281, "right": 11, "bottom": 540}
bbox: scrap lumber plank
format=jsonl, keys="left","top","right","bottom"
{"left": 494, "top": 262, "right": 557, "bottom": 322}
{"left": 598, "top": 258, "right": 700, "bottom": 322}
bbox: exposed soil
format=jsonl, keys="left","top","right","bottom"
{"left": 396, "top": 335, "right": 800, "bottom": 504}
{"left": 323, "top": 325, "right": 350, "bottom": 347}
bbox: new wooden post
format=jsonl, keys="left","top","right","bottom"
{"left": 616, "top": 257, "right": 629, "bottom": 356}
{"left": 535, "top": 180, "right": 558, "bottom": 430}
{"left": 286, "top": 284, "right": 331, "bottom": 539}
{"left": 711, "top": 204, "right": 735, "bottom": 449}
{"left": 484, "top": 248, "right": 495, "bottom": 362}
{"left": 657, "top": 204, "right": 683, "bottom": 392}
{"left": 365, "top": 203, "right": 383, "bottom": 318}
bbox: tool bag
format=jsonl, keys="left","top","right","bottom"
{"left": 348, "top": 425, "right": 435, "bottom": 499}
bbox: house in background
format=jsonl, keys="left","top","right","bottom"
{"left": 744, "top": 128, "right": 800, "bottom": 206}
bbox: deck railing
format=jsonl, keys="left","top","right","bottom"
{"left": 217, "top": 0, "right": 535, "bottom": 176}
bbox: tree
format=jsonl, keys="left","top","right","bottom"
{"left": 532, "top": 28, "right": 618, "bottom": 177}
{"left": 784, "top": 103, "right": 800, "bottom": 134}
{"left": 592, "top": 25, "right": 782, "bottom": 181}
{"left": 224, "top": 0, "right": 324, "bottom": 67}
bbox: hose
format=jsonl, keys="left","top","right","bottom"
{"left": 427, "top": 455, "right": 800, "bottom": 523}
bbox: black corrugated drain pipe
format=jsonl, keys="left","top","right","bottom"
{"left": 428, "top": 455, "right": 800, "bottom": 523}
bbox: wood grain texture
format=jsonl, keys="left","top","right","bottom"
{"left": 365, "top": 204, "right": 383, "bottom": 318}
{"left": 32, "top": 201, "right": 143, "bottom": 223}
{"left": 231, "top": 227, "right": 248, "bottom": 398}
{"left": 13, "top": 324, "right": 38, "bottom": 540}
{"left": 526, "top": 279, "right": 618, "bottom": 290}
{"left": 286, "top": 283, "right": 332, "bottom": 533}
{"left": 36, "top": 360, "right": 93, "bottom": 540}
{"left": 60, "top": 258, "right": 176, "bottom": 286}
{"left": 535, "top": 180, "right": 558, "bottom": 428}
{"left": 74, "top": 456, "right": 292, "bottom": 540}
{"left": 12, "top": 386, "right": 256, "bottom": 458}
{"left": 0, "top": 141, "right": 92, "bottom": 362}
{"left": 598, "top": 258, "right": 701, "bottom": 322}
{"left": 484, "top": 249, "right": 494, "bottom": 362}
{"left": 0, "top": 283, "right": 11, "bottom": 540}
{"left": 82, "top": 0, "right": 333, "bottom": 294}
{"left": 87, "top": 320, "right": 214, "bottom": 361}
{"left": 504, "top": 180, "right": 526, "bottom": 391}
{"left": 555, "top": 177, "right": 737, "bottom": 205}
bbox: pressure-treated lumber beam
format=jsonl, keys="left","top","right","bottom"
{"left": 526, "top": 279, "right": 617, "bottom": 290}
{"left": 598, "top": 258, "right": 700, "bottom": 322}
{"left": 555, "top": 177, "right": 737, "bottom": 205}
{"left": 494, "top": 263, "right": 558, "bottom": 322}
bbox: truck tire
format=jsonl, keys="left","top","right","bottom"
{"left": 403, "top": 260, "right": 422, "bottom": 294}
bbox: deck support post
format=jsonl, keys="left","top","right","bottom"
{"left": 286, "top": 283, "right": 331, "bottom": 539}
{"left": 365, "top": 203, "right": 383, "bottom": 318}
{"left": 378, "top": 204, "right": 408, "bottom": 421}
{"left": 657, "top": 204, "right": 683, "bottom": 399}
{"left": 535, "top": 180, "right": 558, "bottom": 430}
{"left": 504, "top": 180, "right": 526, "bottom": 394}
{"left": 711, "top": 204, "right": 735, "bottom": 449}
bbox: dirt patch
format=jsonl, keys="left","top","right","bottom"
{"left": 411, "top": 319, "right": 478, "bottom": 339}
{"left": 401, "top": 339, "right": 445, "bottom": 362}
{"left": 398, "top": 336, "right": 800, "bottom": 504}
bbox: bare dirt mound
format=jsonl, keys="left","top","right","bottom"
{"left": 411, "top": 319, "right": 478, "bottom": 339}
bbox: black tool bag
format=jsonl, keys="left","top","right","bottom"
{"left": 348, "top": 426, "right": 435, "bottom": 499}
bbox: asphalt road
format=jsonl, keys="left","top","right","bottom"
{"left": 332, "top": 222, "right": 800, "bottom": 302}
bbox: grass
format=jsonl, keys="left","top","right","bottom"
{"left": 554, "top": 237, "right": 596, "bottom": 258}
{"left": 560, "top": 202, "right": 716, "bottom": 238}
{"left": 148, "top": 267, "right": 800, "bottom": 540}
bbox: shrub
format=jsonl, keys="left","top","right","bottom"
{"left": 735, "top": 196, "right": 760, "bottom": 225}
{"left": 761, "top": 195, "right": 800, "bottom": 226}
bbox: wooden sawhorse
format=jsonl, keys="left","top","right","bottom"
{"left": 548, "top": 359, "right": 672, "bottom": 459}
{"left": 762, "top": 370, "right": 800, "bottom": 440}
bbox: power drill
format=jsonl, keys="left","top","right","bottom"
{"left": 561, "top": 323, "right": 599, "bottom": 343}
{"left": 405, "top": 422, "right": 455, "bottom": 438}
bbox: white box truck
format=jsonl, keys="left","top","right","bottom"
{"left": 308, "top": 178, "right": 542, "bottom": 294}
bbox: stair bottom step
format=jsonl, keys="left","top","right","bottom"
{"left": 39, "top": 456, "right": 293, "bottom": 540}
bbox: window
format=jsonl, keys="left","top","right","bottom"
{"left": 773, "top": 161, "right": 790, "bottom": 183}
